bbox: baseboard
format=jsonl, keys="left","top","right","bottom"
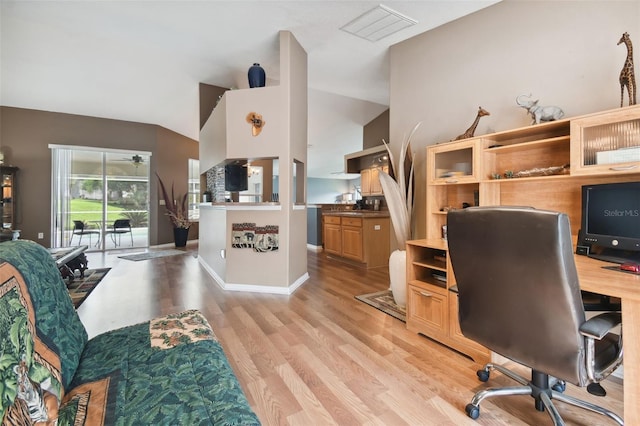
{"left": 612, "top": 365, "right": 623, "bottom": 379}
{"left": 197, "top": 255, "right": 309, "bottom": 295}
{"left": 152, "top": 239, "right": 199, "bottom": 249}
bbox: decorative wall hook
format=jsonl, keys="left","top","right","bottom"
{"left": 246, "top": 112, "right": 265, "bottom": 136}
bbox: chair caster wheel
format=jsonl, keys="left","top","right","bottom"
{"left": 466, "top": 403, "right": 480, "bottom": 419}
{"left": 552, "top": 381, "right": 566, "bottom": 392}
{"left": 476, "top": 369, "right": 490, "bottom": 382}
{"left": 587, "top": 383, "right": 606, "bottom": 397}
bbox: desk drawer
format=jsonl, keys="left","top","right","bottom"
{"left": 407, "top": 283, "right": 447, "bottom": 336}
{"left": 342, "top": 217, "right": 362, "bottom": 227}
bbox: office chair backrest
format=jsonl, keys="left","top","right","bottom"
{"left": 73, "top": 220, "right": 85, "bottom": 230}
{"left": 447, "top": 206, "right": 587, "bottom": 385}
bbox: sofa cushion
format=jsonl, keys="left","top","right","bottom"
{"left": 61, "top": 310, "right": 260, "bottom": 425}
{"left": 0, "top": 240, "right": 88, "bottom": 390}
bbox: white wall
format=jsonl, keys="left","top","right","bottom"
{"left": 307, "top": 177, "right": 359, "bottom": 204}
{"left": 389, "top": 0, "right": 640, "bottom": 239}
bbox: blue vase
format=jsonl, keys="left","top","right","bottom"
{"left": 248, "top": 63, "right": 265, "bottom": 88}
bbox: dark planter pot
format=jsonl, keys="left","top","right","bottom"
{"left": 248, "top": 63, "right": 265, "bottom": 88}
{"left": 174, "top": 227, "right": 189, "bottom": 248}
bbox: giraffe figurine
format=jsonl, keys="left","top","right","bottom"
{"left": 454, "top": 107, "right": 490, "bottom": 140}
{"left": 618, "top": 32, "right": 636, "bottom": 107}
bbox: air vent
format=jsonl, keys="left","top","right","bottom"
{"left": 340, "top": 4, "right": 417, "bottom": 42}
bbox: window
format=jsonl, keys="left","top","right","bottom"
{"left": 50, "top": 146, "right": 150, "bottom": 250}
{"left": 188, "top": 159, "right": 200, "bottom": 220}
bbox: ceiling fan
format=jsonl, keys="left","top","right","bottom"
{"left": 115, "top": 155, "right": 145, "bottom": 168}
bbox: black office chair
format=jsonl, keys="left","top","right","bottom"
{"left": 69, "top": 220, "right": 100, "bottom": 247}
{"left": 104, "top": 218, "right": 133, "bottom": 247}
{"left": 447, "top": 206, "right": 623, "bottom": 425}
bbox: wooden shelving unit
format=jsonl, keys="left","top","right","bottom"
{"left": 1, "top": 166, "right": 18, "bottom": 231}
{"left": 407, "top": 105, "right": 640, "bottom": 363}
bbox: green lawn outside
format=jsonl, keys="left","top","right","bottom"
{"left": 69, "top": 199, "right": 129, "bottom": 225}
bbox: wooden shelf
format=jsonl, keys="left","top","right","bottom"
{"left": 480, "top": 173, "right": 574, "bottom": 184}
{"left": 484, "top": 135, "right": 570, "bottom": 153}
{"left": 412, "top": 260, "right": 446, "bottom": 272}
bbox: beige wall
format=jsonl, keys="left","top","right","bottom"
{"left": 282, "top": 30, "right": 309, "bottom": 285}
{"left": 0, "top": 106, "right": 198, "bottom": 246}
{"left": 363, "top": 109, "right": 389, "bottom": 150}
{"left": 154, "top": 125, "right": 200, "bottom": 244}
{"left": 389, "top": 0, "right": 640, "bottom": 239}
{"left": 199, "top": 83, "right": 228, "bottom": 130}
{"left": 198, "top": 31, "right": 308, "bottom": 291}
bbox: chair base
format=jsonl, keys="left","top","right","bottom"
{"left": 466, "top": 363, "right": 623, "bottom": 425}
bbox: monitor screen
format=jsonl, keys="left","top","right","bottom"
{"left": 580, "top": 181, "right": 640, "bottom": 263}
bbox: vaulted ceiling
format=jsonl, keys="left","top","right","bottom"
{"left": 0, "top": 1, "right": 500, "bottom": 178}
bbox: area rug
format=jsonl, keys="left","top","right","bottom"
{"left": 118, "top": 249, "right": 187, "bottom": 261}
{"left": 67, "top": 268, "right": 111, "bottom": 308}
{"left": 355, "top": 289, "right": 406, "bottom": 322}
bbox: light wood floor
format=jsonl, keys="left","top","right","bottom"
{"left": 80, "top": 243, "right": 623, "bottom": 425}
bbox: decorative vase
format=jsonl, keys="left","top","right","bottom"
{"left": 389, "top": 249, "right": 407, "bottom": 308}
{"left": 173, "top": 227, "right": 189, "bottom": 248}
{"left": 248, "top": 63, "right": 265, "bottom": 88}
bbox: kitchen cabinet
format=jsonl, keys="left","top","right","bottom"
{"left": 341, "top": 217, "right": 364, "bottom": 261}
{"left": 360, "top": 165, "right": 387, "bottom": 196}
{"left": 322, "top": 212, "right": 390, "bottom": 268}
{"left": 323, "top": 215, "right": 342, "bottom": 255}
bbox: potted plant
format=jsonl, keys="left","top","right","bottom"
{"left": 156, "top": 173, "right": 191, "bottom": 247}
{"left": 378, "top": 122, "right": 422, "bottom": 308}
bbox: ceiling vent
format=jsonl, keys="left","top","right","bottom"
{"left": 340, "top": 4, "right": 417, "bottom": 42}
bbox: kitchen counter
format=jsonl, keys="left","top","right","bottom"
{"left": 322, "top": 211, "right": 390, "bottom": 268}
{"left": 322, "top": 210, "right": 390, "bottom": 218}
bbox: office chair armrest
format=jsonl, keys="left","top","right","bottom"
{"left": 579, "top": 312, "right": 622, "bottom": 340}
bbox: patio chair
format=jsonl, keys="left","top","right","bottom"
{"left": 105, "top": 219, "right": 133, "bottom": 247}
{"left": 69, "top": 220, "right": 100, "bottom": 247}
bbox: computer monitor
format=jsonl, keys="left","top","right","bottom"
{"left": 578, "top": 181, "right": 640, "bottom": 264}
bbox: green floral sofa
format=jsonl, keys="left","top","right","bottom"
{"left": 0, "top": 240, "right": 260, "bottom": 425}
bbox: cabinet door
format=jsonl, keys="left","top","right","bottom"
{"left": 427, "top": 139, "right": 480, "bottom": 184}
{"left": 369, "top": 166, "right": 388, "bottom": 195}
{"left": 361, "top": 168, "right": 372, "bottom": 195}
{"left": 342, "top": 226, "right": 363, "bottom": 261}
{"left": 323, "top": 224, "right": 342, "bottom": 255}
{"left": 407, "top": 283, "right": 448, "bottom": 337}
{"left": 570, "top": 105, "right": 640, "bottom": 176}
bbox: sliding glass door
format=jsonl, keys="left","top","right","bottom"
{"left": 51, "top": 146, "right": 150, "bottom": 250}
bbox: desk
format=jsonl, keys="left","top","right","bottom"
{"left": 576, "top": 255, "right": 640, "bottom": 423}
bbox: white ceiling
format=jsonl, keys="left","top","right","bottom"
{"left": 0, "top": 1, "right": 499, "bottom": 178}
